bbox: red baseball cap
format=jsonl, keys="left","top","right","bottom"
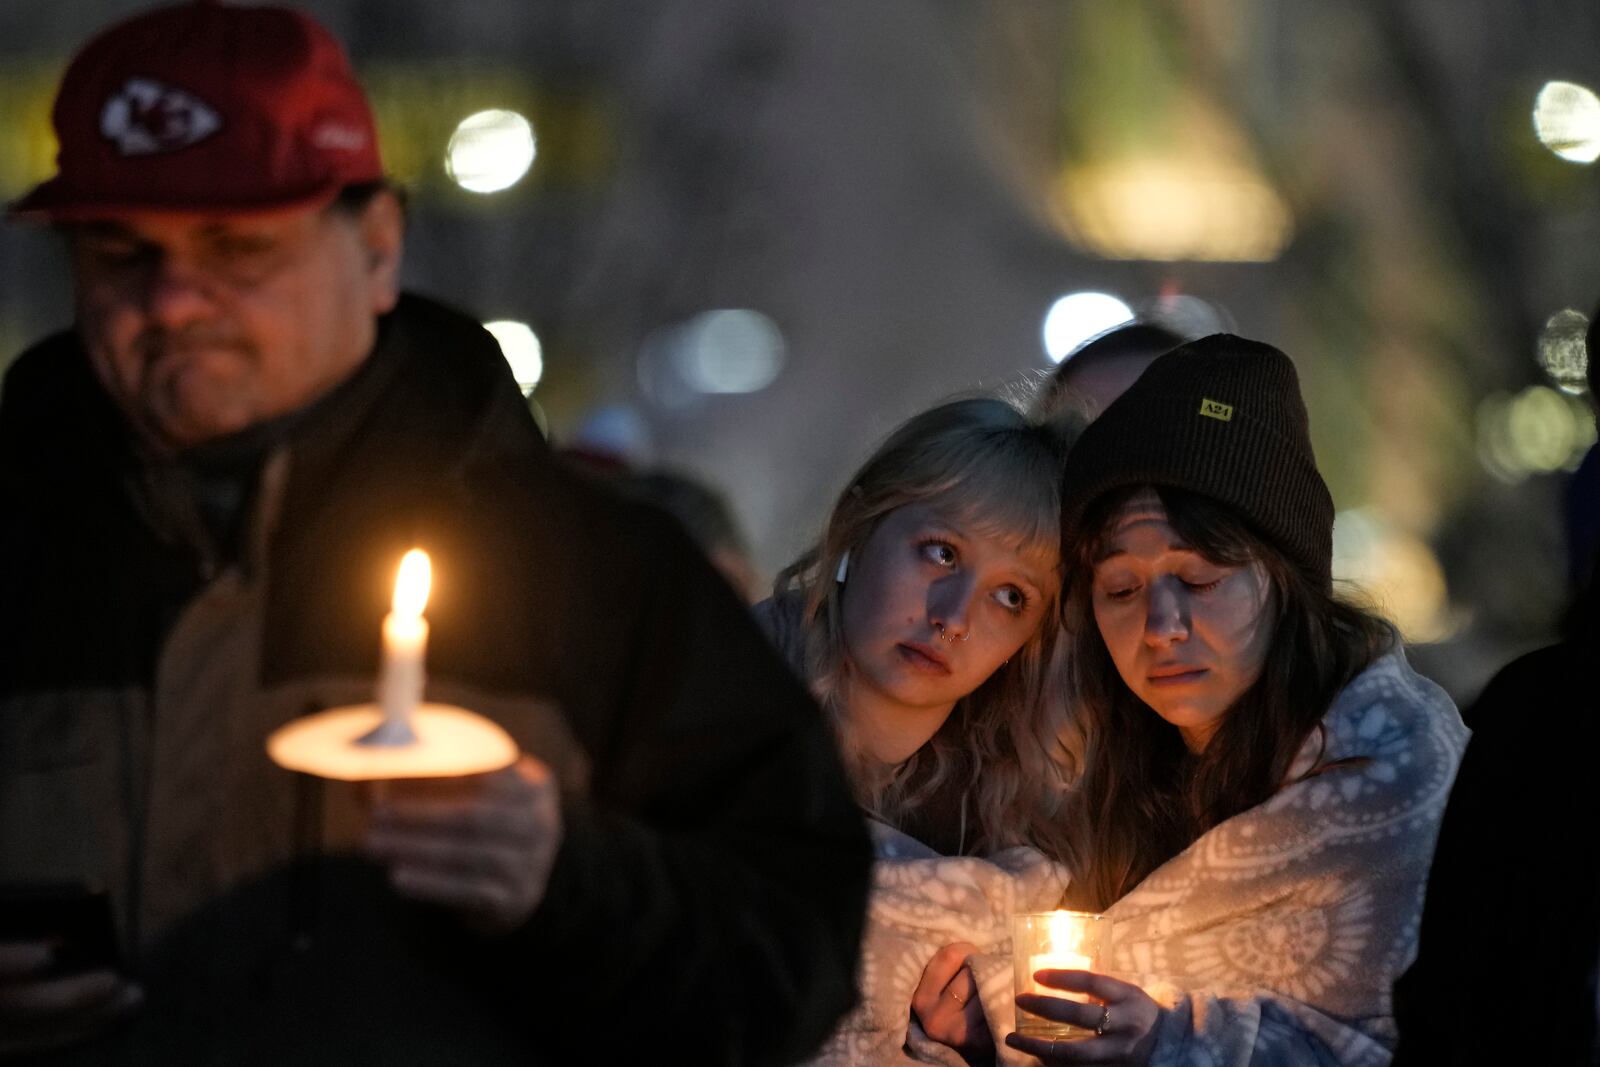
{"left": 10, "top": 1, "right": 384, "bottom": 220}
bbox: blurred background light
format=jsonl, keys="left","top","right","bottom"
{"left": 1477, "top": 385, "right": 1596, "bottom": 482}
{"left": 484, "top": 319, "right": 543, "bottom": 393}
{"left": 672, "top": 309, "right": 787, "bottom": 394}
{"left": 1538, "top": 308, "right": 1590, "bottom": 394}
{"left": 1043, "top": 292, "right": 1134, "bottom": 363}
{"left": 1333, "top": 509, "right": 1457, "bottom": 643}
{"left": 1533, "top": 80, "right": 1600, "bottom": 164}
{"left": 446, "top": 109, "right": 537, "bottom": 193}
{"left": 567, "top": 403, "right": 653, "bottom": 467}
{"left": 1508, "top": 385, "right": 1584, "bottom": 470}
{"left": 1055, "top": 157, "right": 1294, "bottom": 262}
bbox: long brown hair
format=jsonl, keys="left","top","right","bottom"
{"left": 1060, "top": 485, "right": 1393, "bottom": 911}
{"left": 774, "top": 397, "right": 1079, "bottom": 857}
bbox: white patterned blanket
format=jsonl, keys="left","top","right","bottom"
{"left": 803, "top": 822, "right": 1072, "bottom": 1067}
{"left": 807, "top": 649, "right": 1467, "bottom": 1067}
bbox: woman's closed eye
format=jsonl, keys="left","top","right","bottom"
{"left": 1178, "top": 565, "right": 1231, "bottom": 593}
{"left": 1094, "top": 571, "right": 1140, "bottom": 602}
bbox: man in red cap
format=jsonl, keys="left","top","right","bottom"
{"left": 0, "top": 4, "right": 868, "bottom": 1063}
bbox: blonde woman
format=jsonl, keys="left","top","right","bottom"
{"left": 759, "top": 397, "right": 1077, "bottom": 855}
{"left": 756, "top": 397, "right": 1082, "bottom": 1062}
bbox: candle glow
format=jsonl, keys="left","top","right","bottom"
{"left": 266, "top": 545, "right": 519, "bottom": 779}
{"left": 1013, "top": 909, "right": 1109, "bottom": 1040}
{"left": 371, "top": 548, "right": 432, "bottom": 743}
{"left": 1028, "top": 910, "right": 1095, "bottom": 997}
{"left": 392, "top": 548, "right": 431, "bottom": 618}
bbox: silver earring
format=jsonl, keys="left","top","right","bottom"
{"left": 835, "top": 550, "right": 850, "bottom": 583}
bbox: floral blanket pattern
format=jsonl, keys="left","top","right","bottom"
{"left": 807, "top": 649, "right": 1467, "bottom": 1067}
{"left": 804, "top": 823, "right": 1071, "bottom": 1067}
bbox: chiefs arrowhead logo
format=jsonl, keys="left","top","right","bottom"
{"left": 99, "top": 77, "right": 222, "bottom": 156}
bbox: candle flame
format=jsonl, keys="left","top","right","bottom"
{"left": 392, "top": 549, "right": 432, "bottom": 619}
{"left": 1047, "top": 910, "right": 1084, "bottom": 954}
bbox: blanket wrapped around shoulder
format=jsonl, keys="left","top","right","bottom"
{"left": 803, "top": 823, "right": 1071, "bottom": 1067}
{"left": 807, "top": 649, "right": 1467, "bottom": 1067}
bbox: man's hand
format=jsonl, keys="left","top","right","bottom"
{"left": 0, "top": 940, "right": 141, "bottom": 1056}
{"left": 365, "top": 755, "right": 563, "bottom": 934}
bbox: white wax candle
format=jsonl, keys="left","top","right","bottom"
{"left": 1028, "top": 949, "right": 1092, "bottom": 999}
{"left": 378, "top": 611, "right": 428, "bottom": 721}
{"left": 374, "top": 549, "right": 431, "bottom": 734}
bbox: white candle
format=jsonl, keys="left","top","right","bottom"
{"left": 369, "top": 548, "right": 431, "bottom": 744}
{"left": 267, "top": 544, "right": 520, "bottom": 779}
{"left": 1028, "top": 949, "right": 1093, "bottom": 998}
{"left": 1029, "top": 911, "right": 1097, "bottom": 1000}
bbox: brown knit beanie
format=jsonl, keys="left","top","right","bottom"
{"left": 1058, "top": 333, "right": 1335, "bottom": 589}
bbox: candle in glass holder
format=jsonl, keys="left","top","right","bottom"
{"left": 1012, "top": 910, "right": 1109, "bottom": 1041}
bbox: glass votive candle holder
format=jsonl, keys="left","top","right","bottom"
{"left": 1012, "top": 910, "right": 1109, "bottom": 1041}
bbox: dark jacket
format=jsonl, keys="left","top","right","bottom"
{"left": 1393, "top": 623, "right": 1600, "bottom": 1065}
{"left": 0, "top": 295, "right": 871, "bottom": 1065}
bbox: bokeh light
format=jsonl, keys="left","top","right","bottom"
{"left": 673, "top": 309, "right": 787, "bottom": 394}
{"left": 1477, "top": 385, "right": 1596, "bottom": 482}
{"left": 1533, "top": 81, "right": 1600, "bottom": 164}
{"left": 1055, "top": 158, "right": 1294, "bottom": 262}
{"left": 1043, "top": 292, "right": 1135, "bottom": 363}
{"left": 1538, "top": 308, "right": 1589, "bottom": 394}
{"left": 446, "top": 109, "right": 537, "bottom": 193}
{"left": 484, "top": 320, "right": 543, "bottom": 393}
{"left": 1333, "top": 509, "right": 1456, "bottom": 643}
{"left": 570, "top": 404, "right": 653, "bottom": 465}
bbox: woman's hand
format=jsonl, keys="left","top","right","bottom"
{"left": 1005, "top": 969, "right": 1160, "bottom": 1065}
{"left": 911, "top": 942, "right": 994, "bottom": 1063}
{"left": 365, "top": 755, "right": 562, "bottom": 935}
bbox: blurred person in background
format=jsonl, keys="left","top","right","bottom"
{"left": 624, "top": 469, "right": 764, "bottom": 602}
{"left": 1031, "top": 322, "right": 1186, "bottom": 425}
{"left": 0, "top": 3, "right": 868, "bottom": 1063}
{"left": 1391, "top": 305, "right": 1600, "bottom": 1066}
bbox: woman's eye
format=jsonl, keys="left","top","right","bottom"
{"left": 1100, "top": 585, "right": 1139, "bottom": 602}
{"left": 994, "top": 586, "right": 1030, "bottom": 614}
{"left": 919, "top": 540, "right": 957, "bottom": 567}
{"left": 1183, "top": 578, "right": 1222, "bottom": 593}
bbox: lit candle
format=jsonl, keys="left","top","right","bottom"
{"left": 265, "top": 546, "right": 519, "bottom": 781}
{"left": 1013, "top": 909, "right": 1108, "bottom": 1039}
{"left": 364, "top": 548, "right": 431, "bottom": 747}
{"left": 1027, "top": 910, "right": 1095, "bottom": 998}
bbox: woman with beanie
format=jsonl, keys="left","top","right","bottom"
{"left": 934, "top": 335, "right": 1467, "bottom": 1066}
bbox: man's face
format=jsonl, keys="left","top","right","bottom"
{"left": 66, "top": 192, "right": 402, "bottom": 452}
